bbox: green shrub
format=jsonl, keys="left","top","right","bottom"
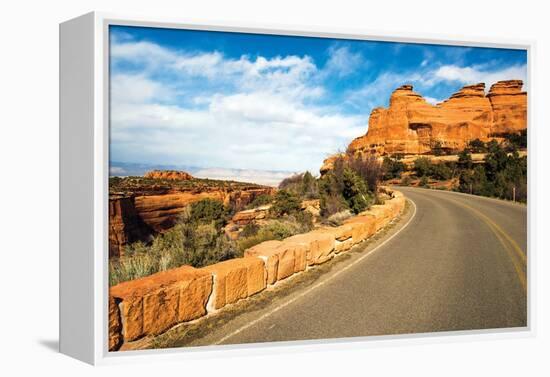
{"left": 269, "top": 190, "right": 301, "bottom": 217}
{"left": 291, "top": 210, "right": 314, "bottom": 231}
{"left": 468, "top": 138, "right": 487, "bottom": 153}
{"left": 109, "top": 221, "right": 239, "bottom": 286}
{"left": 401, "top": 175, "right": 412, "bottom": 186}
{"left": 346, "top": 153, "right": 383, "bottom": 192}
{"left": 245, "top": 194, "right": 273, "bottom": 209}
{"left": 457, "top": 142, "right": 527, "bottom": 202}
{"left": 236, "top": 220, "right": 303, "bottom": 252}
{"left": 319, "top": 159, "right": 374, "bottom": 217}
{"left": 413, "top": 157, "right": 432, "bottom": 177}
{"left": 430, "top": 163, "right": 453, "bottom": 180}
{"left": 458, "top": 149, "right": 473, "bottom": 169}
{"left": 326, "top": 210, "right": 353, "bottom": 226}
{"left": 504, "top": 130, "right": 527, "bottom": 150}
{"left": 184, "top": 198, "right": 228, "bottom": 228}
{"left": 419, "top": 176, "right": 429, "bottom": 187}
{"left": 342, "top": 168, "right": 373, "bottom": 214}
{"left": 279, "top": 171, "right": 319, "bottom": 199}
{"left": 319, "top": 192, "right": 348, "bottom": 217}
{"left": 382, "top": 157, "right": 406, "bottom": 180}
{"left": 240, "top": 222, "right": 260, "bottom": 237}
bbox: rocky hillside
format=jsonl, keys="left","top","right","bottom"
{"left": 346, "top": 80, "right": 526, "bottom": 157}
{"left": 109, "top": 172, "right": 275, "bottom": 257}
{"left": 143, "top": 170, "right": 194, "bottom": 180}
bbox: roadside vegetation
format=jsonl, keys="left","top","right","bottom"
{"left": 110, "top": 155, "right": 386, "bottom": 285}
{"left": 381, "top": 131, "right": 527, "bottom": 203}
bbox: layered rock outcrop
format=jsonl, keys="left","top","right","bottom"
{"left": 109, "top": 186, "right": 276, "bottom": 257}
{"left": 347, "top": 80, "right": 527, "bottom": 156}
{"left": 144, "top": 170, "right": 194, "bottom": 180}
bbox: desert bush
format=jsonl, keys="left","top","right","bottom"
{"left": 342, "top": 168, "right": 372, "bottom": 214}
{"left": 458, "top": 149, "right": 473, "bottom": 169}
{"left": 279, "top": 171, "right": 319, "bottom": 199}
{"left": 467, "top": 138, "right": 487, "bottom": 153}
{"left": 240, "top": 222, "right": 260, "bottom": 237}
{"left": 319, "top": 158, "right": 374, "bottom": 217}
{"left": 457, "top": 140, "right": 527, "bottom": 202}
{"left": 269, "top": 189, "right": 302, "bottom": 217}
{"left": 245, "top": 194, "right": 273, "bottom": 209}
{"left": 347, "top": 153, "right": 383, "bottom": 192}
{"left": 430, "top": 162, "right": 454, "bottom": 180}
{"left": 182, "top": 198, "right": 229, "bottom": 229}
{"left": 382, "top": 157, "right": 406, "bottom": 180}
{"left": 413, "top": 157, "right": 432, "bottom": 177}
{"left": 504, "top": 130, "right": 527, "bottom": 151}
{"left": 419, "top": 176, "right": 429, "bottom": 187}
{"left": 109, "top": 221, "right": 239, "bottom": 286}
{"left": 236, "top": 219, "right": 303, "bottom": 252}
{"left": 326, "top": 210, "right": 353, "bottom": 226}
{"left": 291, "top": 210, "right": 314, "bottom": 231}
{"left": 319, "top": 192, "right": 348, "bottom": 217}
{"left": 401, "top": 175, "right": 412, "bottom": 186}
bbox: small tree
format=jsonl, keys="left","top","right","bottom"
{"left": 468, "top": 139, "right": 487, "bottom": 153}
{"left": 458, "top": 149, "right": 473, "bottom": 169}
{"left": 413, "top": 157, "right": 432, "bottom": 177}
{"left": 347, "top": 153, "right": 383, "bottom": 192}
{"left": 269, "top": 190, "right": 301, "bottom": 217}
{"left": 430, "top": 163, "right": 453, "bottom": 180}
{"left": 342, "top": 168, "right": 372, "bottom": 214}
{"left": 382, "top": 157, "right": 406, "bottom": 179}
{"left": 183, "top": 198, "right": 228, "bottom": 229}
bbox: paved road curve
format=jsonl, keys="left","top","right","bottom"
{"left": 192, "top": 188, "right": 528, "bottom": 346}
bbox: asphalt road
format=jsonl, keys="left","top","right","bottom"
{"left": 187, "top": 188, "right": 527, "bottom": 346}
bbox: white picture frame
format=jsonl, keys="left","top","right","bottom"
{"left": 59, "top": 11, "right": 535, "bottom": 365}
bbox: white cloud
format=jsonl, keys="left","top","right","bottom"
{"left": 320, "top": 46, "right": 365, "bottom": 78}
{"left": 110, "top": 39, "right": 367, "bottom": 174}
{"left": 433, "top": 64, "right": 528, "bottom": 91}
{"left": 111, "top": 92, "right": 366, "bottom": 173}
{"left": 345, "top": 63, "right": 527, "bottom": 111}
{"left": 112, "top": 39, "right": 319, "bottom": 98}
{"left": 111, "top": 74, "right": 173, "bottom": 104}
{"left": 424, "top": 96, "right": 442, "bottom": 105}
{"left": 109, "top": 166, "right": 127, "bottom": 175}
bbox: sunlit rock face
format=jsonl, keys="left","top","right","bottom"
{"left": 346, "top": 80, "right": 527, "bottom": 157}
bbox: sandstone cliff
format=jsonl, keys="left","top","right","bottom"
{"left": 346, "top": 80, "right": 527, "bottom": 157}
{"left": 109, "top": 180, "right": 275, "bottom": 257}
{"left": 144, "top": 170, "right": 194, "bottom": 180}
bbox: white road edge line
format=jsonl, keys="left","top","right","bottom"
{"left": 214, "top": 198, "right": 418, "bottom": 345}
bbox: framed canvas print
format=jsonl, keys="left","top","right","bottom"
{"left": 60, "top": 12, "right": 533, "bottom": 365}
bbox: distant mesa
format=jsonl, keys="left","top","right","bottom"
{"left": 345, "top": 79, "right": 527, "bottom": 158}
{"left": 144, "top": 170, "right": 194, "bottom": 181}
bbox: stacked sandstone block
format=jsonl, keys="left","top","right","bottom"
{"left": 109, "top": 190, "right": 405, "bottom": 351}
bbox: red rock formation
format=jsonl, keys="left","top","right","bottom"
{"left": 109, "top": 187, "right": 276, "bottom": 257}
{"left": 347, "top": 80, "right": 527, "bottom": 157}
{"left": 144, "top": 170, "right": 194, "bottom": 180}
{"left": 487, "top": 80, "right": 527, "bottom": 135}
{"left": 109, "top": 196, "right": 153, "bottom": 258}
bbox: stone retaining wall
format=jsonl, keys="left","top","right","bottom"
{"left": 109, "top": 190, "right": 406, "bottom": 351}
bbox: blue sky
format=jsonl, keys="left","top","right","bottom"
{"left": 109, "top": 25, "right": 527, "bottom": 177}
